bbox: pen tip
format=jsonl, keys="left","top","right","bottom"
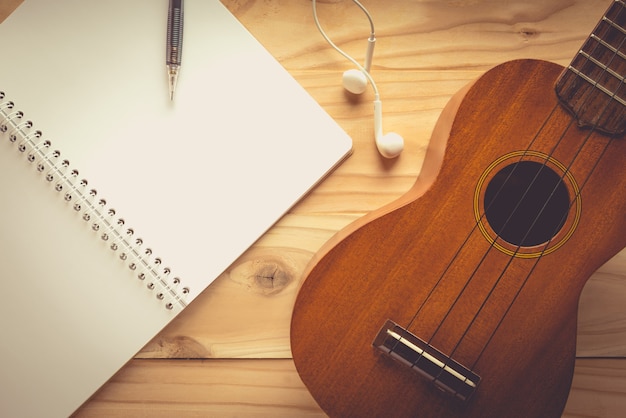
{"left": 167, "top": 65, "right": 179, "bottom": 101}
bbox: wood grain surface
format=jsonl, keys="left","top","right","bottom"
{"left": 73, "top": 358, "right": 626, "bottom": 417}
{"left": 2, "top": 0, "right": 625, "bottom": 416}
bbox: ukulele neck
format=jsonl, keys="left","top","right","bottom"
{"left": 555, "top": 0, "right": 626, "bottom": 135}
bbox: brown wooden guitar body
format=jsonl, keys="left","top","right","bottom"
{"left": 291, "top": 59, "right": 626, "bottom": 418}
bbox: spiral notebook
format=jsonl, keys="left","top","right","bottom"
{"left": 0, "top": 1, "right": 352, "bottom": 417}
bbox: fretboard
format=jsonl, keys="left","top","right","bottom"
{"left": 555, "top": 0, "right": 626, "bottom": 135}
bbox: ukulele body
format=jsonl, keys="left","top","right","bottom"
{"left": 291, "top": 59, "right": 626, "bottom": 418}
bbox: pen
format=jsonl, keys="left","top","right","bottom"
{"left": 166, "top": 0, "right": 184, "bottom": 100}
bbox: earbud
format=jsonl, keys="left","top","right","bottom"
{"left": 312, "top": 0, "right": 404, "bottom": 159}
{"left": 374, "top": 99, "right": 404, "bottom": 158}
{"left": 342, "top": 36, "right": 375, "bottom": 95}
{"left": 342, "top": 69, "right": 368, "bottom": 95}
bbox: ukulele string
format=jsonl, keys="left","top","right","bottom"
{"left": 384, "top": 95, "right": 569, "bottom": 368}
{"left": 470, "top": 139, "right": 617, "bottom": 371}
{"left": 469, "top": 8, "right": 626, "bottom": 369}
{"left": 423, "top": 102, "right": 579, "bottom": 365}
{"left": 385, "top": 1, "right": 626, "bottom": 380}
{"left": 401, "top": 104, "right": 563, "bottom": 326}
{"left": 425, "top": 120, "right": 610, "bottom": 384}
{"left": 390, "top": 102, "right": 568, "bottom": 359}
{"left": 438, "top": 106, "right": 589, "bottom": 349}
{"left": 399, "top": 1, "right": 626, "bottom": 374}
{"left": 459, "top": 123, "right": 599, "bottom": 369}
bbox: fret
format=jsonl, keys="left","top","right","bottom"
{"left": 588, "top": 11, "right": 626, "bottom": 54}
{"left": 577, "top": 50, "right": 626, "bottom": 87}
{"left": 603, "top": 13, "right": 626, "bottom": 36}
{"left": 589, "top": 34, "right": 626, "bottom": 61}
{"left": 566, "top": 65, "right": 626, "bottom": 107}
{"left": 576, "top": 1, "right": 626, "bottom": 85}
{"left": 554, "top": 0, "right": 626, "bottom": 135}
{"left": 597, "top": 0, "right": 626, "bottom": 49}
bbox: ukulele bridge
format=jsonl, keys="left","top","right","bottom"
{"left": 373, "top": 319, "right": 480, "bottom": 401}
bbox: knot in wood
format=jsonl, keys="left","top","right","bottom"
{"left": 254, "top": 259, "right": 290, "bottom": 294}
{"left": 518, "top": 27, "right": 539, "bottom": 41}
{"left": 229, "top": 255, "right": 296, "bottom": 296}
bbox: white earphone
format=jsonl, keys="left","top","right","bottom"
{"left": 342, "top": 35, "right": 375, "bottom": 94}
{"left": 312, "top": 0, "right": 404, "bottom": 158}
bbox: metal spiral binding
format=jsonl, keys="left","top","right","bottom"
{"left": 0, "top": 91, "right": 189, "bottom": 310}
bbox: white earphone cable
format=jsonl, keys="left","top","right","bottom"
{"left": 352, "top": 0, "right": 375, "bottom": 40}
{"left": 311, "top": 0, "right": 380, "bottom": 100}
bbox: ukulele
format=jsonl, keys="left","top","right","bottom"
{"left": 290, "top": 1, "right": 626, "bottom": 417}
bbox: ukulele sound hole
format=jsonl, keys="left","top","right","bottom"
{"left": 484, "top": 161, "right": 570, "bottom": 247}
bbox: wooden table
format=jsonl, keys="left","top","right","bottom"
{"left": 3, "top": 0, "right": 626, "bottom": 416}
